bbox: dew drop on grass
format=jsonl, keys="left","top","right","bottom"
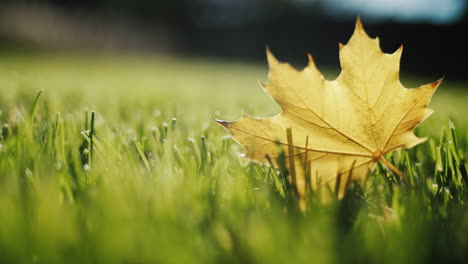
{"left": 25, "top": 168, "right": 33, "bottom": 177}
{"left": 449, "top": 121, "right": 455, "bottom": 129}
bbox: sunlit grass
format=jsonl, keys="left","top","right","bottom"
{"left": 0, "top": 52, "right": 467, "bottom": 263}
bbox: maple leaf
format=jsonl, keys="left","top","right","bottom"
{"left": 216, "top": 18, "right": 442, "bottom": 199}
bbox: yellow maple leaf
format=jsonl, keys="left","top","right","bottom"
{"left": 216, "top": 18, "right": 442, "bottom": 199}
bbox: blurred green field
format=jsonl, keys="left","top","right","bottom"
{"left": 0, "top": 52, "right": 467, "bottom": 263}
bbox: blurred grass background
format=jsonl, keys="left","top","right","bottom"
{"left": 1, "top": 51, "right": 466, "bottom": 132}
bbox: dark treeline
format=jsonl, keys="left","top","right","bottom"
{"left": 184, "top": 15, "right": 468, "bottom": 81}
{"left": 2, "top": 0, "right": 466, "bottom": 80}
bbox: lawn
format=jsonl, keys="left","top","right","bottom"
{"left": 0, "top": 52, "right": 467, "bottom": 263}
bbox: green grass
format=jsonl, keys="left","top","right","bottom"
{"left": 0, "top": 52, "right": 467, "bottom": 264}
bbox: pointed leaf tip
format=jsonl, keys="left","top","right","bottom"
{"left": 212, "top": 116, "right": 223, "bottom": 123}
{"left": 356, "top": 16, "right": 363, "bottom": 30}
{"left": 356, "top": 16, "right": 362, "bottom": 26}
{"left": 433, "top": 77, "right": 444, "bottom": 87}
{"left": 306, "top": 53, "right": 316, "bottom": 67}
{"left": 266, "top": 46, "right": 279, "bottom": 67}
{"left": 215, "top": 119, "right": 232, "bottom": 128}
{"left": 212, "top": 115, "right": 233, "bottom": 127}
{"left": 352, "top": 16, "right": 371, "bottom": 39}
{"left": 396, "top": 44, "right": 404, "bottom": 54}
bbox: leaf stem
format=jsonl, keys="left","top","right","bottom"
{"left": 379, "top": 156, "right": 403, "bottom": 179}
